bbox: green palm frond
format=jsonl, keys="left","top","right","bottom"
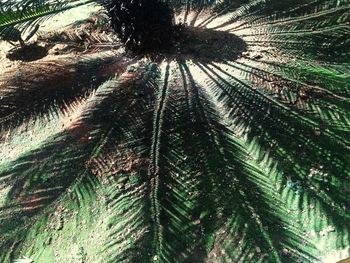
{"left": 0, "top": 0, "right": 350, "bottom": 262}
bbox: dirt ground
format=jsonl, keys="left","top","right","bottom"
{"left": 1, "top": 3, "right": 349, "bottom": 263}
{"left": 0, "top": 4, "right": 113, "bottom": 72}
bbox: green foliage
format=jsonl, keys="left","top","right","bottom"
{"left": 0, "top": 0, "right": 350, "bottom": 262}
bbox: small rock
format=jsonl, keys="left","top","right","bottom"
{"left": 320, "top": 225, "right": 335, "bottom": 236}
{"left": 194, "top": 219, "right": 201, "bottom": 225}
{"left": 281, "top": 248, "right": 290, "bottom": 255}
{"left": 314, "top": 129, "right": 321, "bottom": 136}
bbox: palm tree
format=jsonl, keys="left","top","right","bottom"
{"left": 0, "top": 0, "right": 350, "bottom": 262}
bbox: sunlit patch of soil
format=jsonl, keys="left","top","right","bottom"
{"left": 0, "top": 9, "right": 119, "bottom": 70}
{"left": 38, "top": 13, "right": 119, "bottom": 56}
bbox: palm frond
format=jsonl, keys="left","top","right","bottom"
{"left": 0, "top": 0, "right": 350, "bottom": 262}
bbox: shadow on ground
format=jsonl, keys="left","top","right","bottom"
{"left": 6, "top": 44, "right": 48, "bottom": 62}
{"left": 147, "top": 26, "right": 247, "bottom": 63}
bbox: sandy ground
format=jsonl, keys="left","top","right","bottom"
{"left": 0, "top": 3, "right": 101, "bottom": 72}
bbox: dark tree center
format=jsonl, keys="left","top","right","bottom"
{"left": 105, "top": 0, "right": 175, "bottom": 52}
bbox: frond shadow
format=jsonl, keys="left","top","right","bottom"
{"left": 0, "top": 52, "right": 131, "bottom": 132}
